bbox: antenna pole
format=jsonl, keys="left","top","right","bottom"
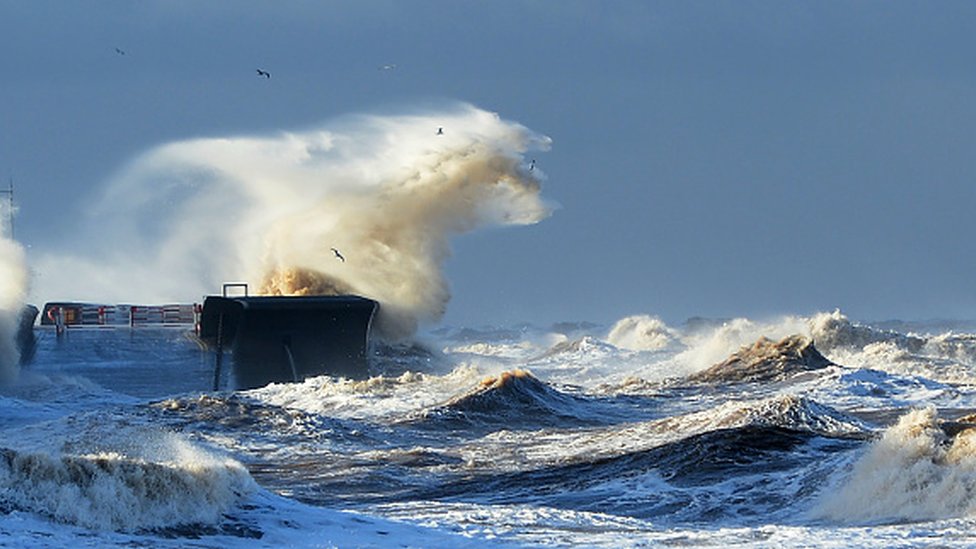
{"left": 0, "top": 178, "right": 12, "bottom": 239}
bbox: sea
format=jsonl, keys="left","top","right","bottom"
{"left": 4, "top": 309, "right": 976, "bottom": 548}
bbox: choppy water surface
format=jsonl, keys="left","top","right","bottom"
{"left": 5, "top": 310, "right": 976, "bottom": 547}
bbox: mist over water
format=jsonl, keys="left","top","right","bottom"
{"left": 19, "top": 102, "right": 976, "bottom": 547}
{"left": 0, "top": 215, "right": 28, "bottom": 381}
{"left": 8, "top": 300, "right": 976, "bottom": 545}
{"left": 34, "top": 104, "right": 552, "bottom": 339}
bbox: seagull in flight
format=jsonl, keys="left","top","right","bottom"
{"left": 114, "top": 47, "right": 126, "bottom": 56}
{"left": 437, "top": 127, "right": 444, "bottom": 135}
{"left": 379, "top": 64, "right": 397, "bottom": 71}
{"left": 529, "top": 159, "right": 536, "bottom": 172}
{"left": 256, "top": 69, "right": 271, "bottom": 79}
{"left": 331, "top": 248, "right": 346, "bottom": 262}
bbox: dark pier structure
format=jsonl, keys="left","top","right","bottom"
{"left": 197, "top": 288, "right": 378, "bottom": 390}
{"left": 16, "top": 304, "right": 38, "bottom": 364}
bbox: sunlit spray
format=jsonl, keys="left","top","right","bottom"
{"left": 606, "top": 314, "right": 679, "bottom": 351}
{"left": 816, "top": 406, "right": 976, "bottom": 523}
{"left": 34, "top": 104, "right": 553, "bottom": 340}
{"left": 0, "top": 190, "right": 28, "bottom": 382}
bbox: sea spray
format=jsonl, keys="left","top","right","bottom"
{"left": 816, "top": 406, "right": 976, "bottom": 523}
{"left": 0, "top": 238, "right": 28, "bottom": 382}
{"left": 35, "top": 104, "right": 553, "bottom": 340}
{"left": 0, "top": 427, "right": 255, "bottom": 531}
{"left": 606, "top": 314, "right": 678, "bottom": 351}
{"left": 670, "top": 316, "right": 810, "bottom": 377}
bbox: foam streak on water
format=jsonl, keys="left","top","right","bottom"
{"left": 7, "top": 310, "right": 976, "bottom": 547}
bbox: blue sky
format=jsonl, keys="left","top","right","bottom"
{"left": 3, "top": 2, "right": 976, "bottom": 327}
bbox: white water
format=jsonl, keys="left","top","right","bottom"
{"left": 11, "top": 102, "right": 976, "bottom": 544}
{"left": 5, "top": 310, "right": 976, "bottom": 547}
{"left": 0, "top": 236, "right": 28, "bottom": 383}
{"left": 34, "top": 104, "right": 552, "bottom": 340}
{"left": 817, "top": 406, "right": 976, "bottom": 524}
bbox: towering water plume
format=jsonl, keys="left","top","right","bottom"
{"left": 35, "top": 104, "right": 553, "bottom": 339}
{"left": 0, "top": 221, "right": 28, "bottom": 381}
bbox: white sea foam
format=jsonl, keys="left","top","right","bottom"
{"left": 247, "top": 364, "right": 487, "bottom": 421}
{"left": 0, "top": 237, "right": 28, "bottom": 383}
{"left": 606, "top": 314, "right": 678, "bottom": 352}
{"left": 0, "top": 419, "right": 255, "bottom": 532}
{"left": 816, "top": 406, "right": 976, "bottom": 524}
{"left": 34, "top": 104, "right": 552, "bottom": 340}
{"left": 0, "top": 487, "right": 513, "bottom": 548}
{"left": 809, "top": 312, "right": 976, "bottom": 384}
{"left": 588, "top": 310, "right": 976, "bottom": 388}
{"left": 457, "top": 394, "right": 867, "bottom": 471}
{"left": 9, "top": 307, "right": 976, "bottom": 546}
{"left": 661, "top": 316, "right": 808, "bottom": 378}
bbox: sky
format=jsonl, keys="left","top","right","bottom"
{"left": 3, "top": 1, "right": 976, "bottom": 329}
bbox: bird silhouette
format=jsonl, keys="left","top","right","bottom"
{"left": 114, "top": 47, "right": 126, "bottom": 56}
{"left": 529, "top": 159, "right": 536, "bottom": 171}
{"left": 256, "top": 69, "right": 271, "bottom": 79}
{"left": 437, "top": 127, "right": 444, "bottom": 135}
{"left": 331, "top": 248, "right": 346, "bottom": 262}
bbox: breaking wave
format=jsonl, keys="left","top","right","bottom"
{"left": 0, "top": 435, "right": 255, "bottom": 532}
{"left": 606, "top": 315, "right": 678, "bottom": 352}
{"left": 34, "top": 103, "right": 553, "bottom": 340}
{"left": 414, "top": 394, "right": 865, "bottom": 523}
{"left": 412, "top": 369, "right": 605, "bottom": 430}
{"left": 809, "top": 310, "right": 925, "bottom": 354}
{"left": 817, "top": 406, "right": 976, "bottom": 524}
{"left": 688, "top": 335, "right": 835, "bottom": 384}
{"left": 670, "top": 394, "right": 870, "bottom": 440}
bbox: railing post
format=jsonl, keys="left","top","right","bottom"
{"left": 212, "top": 312, "right": 224, "bottom": 391}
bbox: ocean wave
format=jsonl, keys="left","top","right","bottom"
{"left": 676, "top": 394, "right": 870, "bottom": 439}
{"left": 407, "top": 369, "right": 607, "bottom": 431}
{"left": 827, "top": 337, "right": 976, "bottom": 385}
{"left": 0, "top": 442, "right": 254, "bottom": 532}
{"left": 816, "top": 406, "right": 976, "bottom": 524}
{"left": 415, "top": 395, "right": 865, "bottom": 522}
{"left": 804, "top": 311, "right": 976, "bottom": 384}
{"left": 809, "top": 310, "right": 926, "bottom": 353}
{"left": 153, "top": 393, "right": 362, "bottom": 448}
{"left": 606, "top": 315, "right": 680, "bottom": 352}
{"left": 242, "top": 365, "right": 486, "bottom": 422}
{"left": 531, "top": 336, "right": 619, "bottom": 362}
{"left": 837, "top": 367, "right": 954, "bottom": 407}
{"left": 459, "top": 394, "right": 869, "bottom": 474}
{"left": 688, "top": 335, "right": 835, "bottom": 384}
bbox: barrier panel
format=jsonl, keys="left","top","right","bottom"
{"left": 42, "top": 302, "right": 199, "bottom": 328}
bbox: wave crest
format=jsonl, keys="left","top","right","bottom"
{"left": 817, "top": 406, "right": 976, "bottom": 523}
{"left": 0, "top": 442, "right": 254, "bottom": 531}
{"left": 689, "top": 335, "right": 834, "bottom": 384}
{"left": 810, "top": 310, "right": 924, "bottom": 353}
{"left": 415, "top": 369, "right": 600, "bottom": 429}
{"left": 606, "top": 315, "right": 678, "bottom": 351}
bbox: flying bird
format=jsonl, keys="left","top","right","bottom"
{"left": 256, "top": 69, "right": 271, "bottom": 79}
{"left": 379, "top": 64, "right": 397, "bottom": 71}
{"left": 529, "top": 159, "right": 536, "bottom": 172}
{"left": 436, "top": 127, "right": 444, "bottom": 135}
{"left": 114, "top": 47, "right": 126, "bottom": 56}
{"left": 331, "top": 248, "right": 346, "bottom": 262}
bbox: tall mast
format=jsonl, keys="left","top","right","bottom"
{"left": 0, "top": 178, "right": 12, "bottom": 239}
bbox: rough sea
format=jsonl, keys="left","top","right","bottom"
{"left": 4, "top": 310, "right": 976, "bottom": 548}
